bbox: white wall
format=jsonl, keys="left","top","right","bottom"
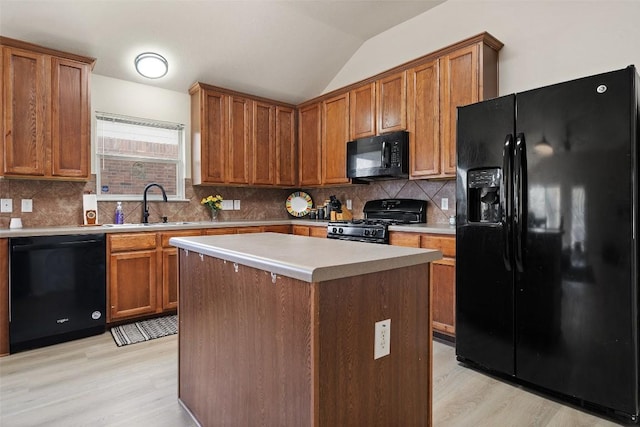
{"left": 324, "top": 0, "right": 640, "bottom": 95}
{"left": 90, "top": 75, "right": 191, "bottom": 175}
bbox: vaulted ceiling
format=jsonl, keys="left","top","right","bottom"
{"left": 0, "top": 0, "right": 445, "bottom": 104}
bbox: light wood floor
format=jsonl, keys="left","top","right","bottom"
{"left": 0, "top": 333, "right": 624, "bottom": 426}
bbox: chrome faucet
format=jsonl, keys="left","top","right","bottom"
{"left": 142, "top": 183, "right": 168, "bottom": 223}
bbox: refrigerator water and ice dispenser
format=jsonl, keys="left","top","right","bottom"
{"left": 467, "top": 168, "right": 501, "bottom": 223}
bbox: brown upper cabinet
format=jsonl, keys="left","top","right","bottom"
{"left": 298, "top": 102, "right": 322, "bottom": 186}
{"left": 349, "top": 82, "right": 376, "bottom": 139}
{"left": 191, "top": 86, "right": 227, "bottom": 184}
{"left": 1, "top": 37, "right": 94, "bottom": 180}
{"left": 299, "top": 94, "right": 351, "bottom": 187}
{"left": 253, "top": 103, "right": 297, "bottom": 186}
{"left": 275, "top": 105, "right": 297, "bottom": 186}
{"left": 190, "top": 82, "right": 296, "bottom": 186}
{"left": 376, "top": 71, "right": 407, "bottom": 134}
{"left": 408, "top": 60, "right": 441, "bottom": 177}
{"left": 322, "top": 92, "right": 350, "bottom": 185}
{"left": 409, "top": 36, "right": 502, "bottom": 179}
{"left": 192, "top": 32, "right": 502, "bottom": 187}
{"left": 348, "top": 72, "right": 407, "bottom": 141}
{"left": 228, "top": 94, "right": 252, "bottom": 185}
{"left": 252, "top": 101, "right": 274, "bottom": 185}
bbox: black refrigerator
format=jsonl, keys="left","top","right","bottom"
{"left": 455, "top": 65, "right": 639, "bottom": 422}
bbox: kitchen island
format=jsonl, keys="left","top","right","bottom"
{"left": 170, "top": 232, "right": 442, "bottom": 427}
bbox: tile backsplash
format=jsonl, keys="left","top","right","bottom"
{"left": 0, "top": 176, "right": 455, "bottom": 229}
{"left": 306, "top": 179, "right": 455, "bottom": 223}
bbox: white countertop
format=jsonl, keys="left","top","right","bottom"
{"left": 0, "top": 219, "right": 455, "bottom": 238}
{"left": 0, "top": 219, "right": 295, "bottom": 238}
{"left": 170, "top": 233, "right": 442, "bottom": 283}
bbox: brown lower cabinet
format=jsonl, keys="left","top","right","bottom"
{"left": 237, "top": 224, "right": 291, "bottom": 234}
{"left": 107, "top": 233, "right": 160, "bottom": 322}
{"left": 292, "top": 224, "right": 327, "bottom": 238}
{"left": 389, "top": 231, "right": 456, "bottom": 339}
{"left": 108, "top": 230, "right": 203, "bottom": 322}
{"left": 108, "top": 225, "right": 291, "bottom": 323}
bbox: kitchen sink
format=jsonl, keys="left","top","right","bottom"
{"left": 102, "top": 221, "right": 195, "bottom": 228}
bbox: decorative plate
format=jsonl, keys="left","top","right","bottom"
{"left": 286, "top": 191, "right": 313, "bottom": 217}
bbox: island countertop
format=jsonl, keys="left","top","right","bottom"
{"left": 170, "top": 232, "right": 442, "bottom": 283}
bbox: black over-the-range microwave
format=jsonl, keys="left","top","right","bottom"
{"left": 346, "top": 130, "right": 409, "bottom": 181}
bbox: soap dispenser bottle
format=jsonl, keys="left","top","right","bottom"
{"left": 115, "top": 202, "right": 124, "bottom": 224}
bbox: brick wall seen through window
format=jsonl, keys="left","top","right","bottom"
{"left": 96, "top": 113, "right": 184, "bottom": 200}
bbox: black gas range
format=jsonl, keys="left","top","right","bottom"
{"left": 327, "top": 199, "right": 427, "bottom": 244}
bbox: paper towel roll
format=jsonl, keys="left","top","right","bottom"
{"left": 83, "top": 194, "right": 98, "bottom": 225}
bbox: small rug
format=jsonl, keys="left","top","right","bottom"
{"left": 110, "top": 315, "right": 178, "bottom": 347}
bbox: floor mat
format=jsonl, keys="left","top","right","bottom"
{"left": 110, "top": 315, "right": 177, "bottom": 347}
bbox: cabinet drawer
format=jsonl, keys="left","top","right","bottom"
{"left": 292, "top": 225, "right": 310, "bottom": 236}
{"left": 236, "top": 227, "right": 263, "bottom": 234}
{"left": 204, "top": 228, "right": 237, "bottom": 235}
{"left": 160, "top": 230, "right": 203, "bottom": 248}
{"left": 109, "top": 233, "right": 157, "bottom": 252}
{"left": 309, "top": 226, "right": 327, "bottom": 238}
{"left": 420, "top": 234, "right": 455, "bottom": 257}
{"left": 263, "top": 225, "right": 291, "bottom": 234}
{"left": 389, "top": 232, "right": 420, "bottom": 248}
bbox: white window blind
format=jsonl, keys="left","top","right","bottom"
{"left": 95, "top": 112, "right": 185, "bottom": 200}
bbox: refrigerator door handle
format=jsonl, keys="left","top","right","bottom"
{"left": 514, "top": 133, "right": 528, "bottom": 272}
{"left": 501, "top": 134, "right": 514, "bottom": 271}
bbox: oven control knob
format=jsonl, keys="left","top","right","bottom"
{"left": 371, "top": 230, "right": 377, "bottom": 236}
{"left": 331, "top": 227, "right": 337, "bottom": 233}
{"left": 338, "top": 228, "right": 343, "bottom": 234}
{"left": 364, "top": 229, "right": 370, "bottom": 236}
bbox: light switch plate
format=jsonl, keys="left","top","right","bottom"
{"left": 21, "top": 199, "right": 33, "bottom": 213}
{"left": 221, "top": 200, "right": 234, "bottom": 210}
{"left": 1, "top": 199, "right": 12, "bottom": 213}
{"left": 346, "top": 199, "right": 353, "bottom": 210}
{"left": 441, "top": 198, "right": 449, "bottom": 211}
{"left": 233, "top": 200, "right": 241, "bottom": 210}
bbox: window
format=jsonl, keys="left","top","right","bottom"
{"left": 95, "top": 112, "right": 185, "bottom": 201}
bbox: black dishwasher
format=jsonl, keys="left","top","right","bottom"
{"left": 10, "top": 234, "right": 106, "bottom": 353}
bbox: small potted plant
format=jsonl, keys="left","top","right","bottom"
{"left": 201, "top": 194, "right": 223, "bottom": 221}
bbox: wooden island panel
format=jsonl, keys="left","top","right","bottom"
{"left": 179, "top": 253, "right": 313, "bottom": 426}
{"left": 178, "top": 248, "right": 432, "bottom": 426}
{"left": 317, "top": 265, "right": 431, "bottom": 426}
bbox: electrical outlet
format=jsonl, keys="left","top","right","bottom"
{"left": 441, "top": 197, "right": 449, "bottom": 211}
{"left": 374, "top": 319, "right": 391, "bottom": 360}
{"left": 221, "top": 200, "right": 234, "bottom": 210}
{"left": 21, "top": 199, "right": 33, "bottom": 213}
{"left": 346, "top": 199, "right": 352, "bottom": 210}
{"left": 233, "top": 200, "right": 241, "bottom": 210}
{"left": 1, "top": 199, "right": 12, "bottom": 213}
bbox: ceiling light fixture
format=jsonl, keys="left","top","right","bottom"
{"left": 533, "top": 136, "right": 554, "bottom": 157}
{"left": 134, "top": 52, "right": 168, "bottom": 79}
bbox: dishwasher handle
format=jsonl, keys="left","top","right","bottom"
{"left": 11, "top": 238, "right": 105, "bottom": 252}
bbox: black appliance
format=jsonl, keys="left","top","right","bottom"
{"left": 10, "top": 234, "right": 107, "bottom": 353}
{"left": 346, "top": 131, "right": 409, "bottom": 181}
{"left": 456, "top": 65, "right": 639, "bottom": 422}
{"left": 327, "top": 199, "right": 427, "bottom": 243}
